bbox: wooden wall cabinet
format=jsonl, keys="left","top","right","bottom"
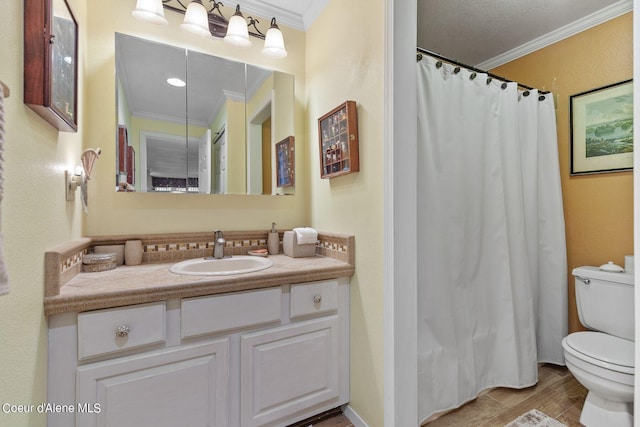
{"left": 318, "top": 101, "right": 359, "bottom": 179}
{"left": 24, "top": 0, "right": 78, "bottom": 132}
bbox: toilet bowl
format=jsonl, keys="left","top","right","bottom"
{"left": 562, "top": 265, "right": 635, "bottom": 427}
{"left": 562, "top": 332, "right": 634, "bottom": 426}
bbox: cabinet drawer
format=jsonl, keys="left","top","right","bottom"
{"left": 290, "top": 280, "right": 338, "bottom": 319}
{"left": 182, "top": 287, "right": 282, "bottom": 339}
{"left": 77, "top": 302, "right": 166, "bottom": 360}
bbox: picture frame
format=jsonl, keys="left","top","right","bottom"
{"left": 570, "top": 79, "right": 633, "bottom": 175}
{"left": 275, "top": 136, "right": 295, "bottom": 188}
{"left": 318, "top": 100, "right": 359, "bottom": 179}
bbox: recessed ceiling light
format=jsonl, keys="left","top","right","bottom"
{"left": 167, "top": 77, "right": 186, "bottom": 87}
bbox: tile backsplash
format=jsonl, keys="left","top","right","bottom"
{"left": 45, "top": 230, "right": 354, "bottom": 296}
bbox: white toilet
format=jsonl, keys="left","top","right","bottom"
{"left": 561, "top": 264, "right": 635, "bottom": 427}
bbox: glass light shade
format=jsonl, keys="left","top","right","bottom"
{"left": 224, "top": 14, "right": 251, "bottom": 48}
{"left": 180, "top": 1, "right": 211, "bottom": 38}
{"left": 132, "top": 0, "right": 168, "bottom": 25}
{"left": 262, "top": 26, "right": 287, "bottom": 58}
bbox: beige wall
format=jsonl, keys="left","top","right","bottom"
{"left": 85, "top": 0, "right": 308, "bottom": 236}
{"left": 0, "top": 0, "right": 87, "bottom": 425}
{"left": 493, "top": 13, "right": 633, "bottom": 333}
{"left": 306, "top": 0, "right": 385, "bottom": 425}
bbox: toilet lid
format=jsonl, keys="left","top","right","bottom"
{"left": 565, "top": 331, "right": 634, "bottom": 370}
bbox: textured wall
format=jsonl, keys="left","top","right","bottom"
{"left": 306, "top": 0, "right": 386, "bottom": 425}
{"left": 0, "top": 0, "right": 86, "bottom": 425}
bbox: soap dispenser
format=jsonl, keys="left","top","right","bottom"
{"left": 268, "top": 223, "right": 279, "bottom": 255}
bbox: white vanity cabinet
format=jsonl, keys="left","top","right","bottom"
{"left": 47, "top": 277, "right": 350, "bottom": 427}
{"left": 76, "top": 340, "right": 229, "bottom": 427}
{"left": 240, "top": 316, "right": 340, "bottom": 427}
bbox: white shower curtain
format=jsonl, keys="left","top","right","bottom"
{"left": 416, "top": 55, "right": 567, "bottom": 422}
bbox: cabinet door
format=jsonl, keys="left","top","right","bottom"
{"left": 77, "top": 340, "right": 228, "bottom": 427}
{"left": 240, "top": 317, "right": 340, "bottom": 427}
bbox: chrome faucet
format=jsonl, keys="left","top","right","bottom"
{"left": 213, "top": 230, "right": 226, "bottom": 259}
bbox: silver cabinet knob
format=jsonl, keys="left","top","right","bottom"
{"left": 313, "top": 294, "right": 322, "bottom": 304}
{"left": 115, "top": 325, "right": 130, "bottom": 337}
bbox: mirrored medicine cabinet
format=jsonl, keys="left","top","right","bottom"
{"left": 115, "top": 33, "right": 295, "bottom": 195}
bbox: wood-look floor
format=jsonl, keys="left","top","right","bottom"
{"left": 301, "top": 364, "right": 586, "bottom": 427}
{"left": 422, "top": 364, "right": 587, "bottom": 426}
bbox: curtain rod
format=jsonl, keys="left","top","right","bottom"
{"left": 416, "top": 47, "right": 548, "bottom": 94}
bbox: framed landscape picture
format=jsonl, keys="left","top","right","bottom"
{"left": 570, "top": 79, "right": 633, "bottom": 175}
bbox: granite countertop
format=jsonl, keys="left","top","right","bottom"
{"left": 44, "top": 255, "right": 354, "bottom": 316}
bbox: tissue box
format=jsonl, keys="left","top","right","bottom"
{"left": 283, "top": 231, "right": 317, "bottom": 258}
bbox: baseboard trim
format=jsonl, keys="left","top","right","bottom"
{"left": 343, "top": 405, "right": 370, "bottom": 427}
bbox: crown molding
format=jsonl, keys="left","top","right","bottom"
{"left": 221, "top": 0, "right": 300, "bottom": 31}
{"left": 300, "top": 0, "right": 331, "bottom": 30}
{"left": 477, "top": 0, "right": 633, "bottom": 70}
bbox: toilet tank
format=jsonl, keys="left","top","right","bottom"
{"left": 573, "top": 266, "right": 634, "bottom": 341}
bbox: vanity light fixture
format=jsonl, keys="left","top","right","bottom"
{"left": 261, "top": 18, "right": 287, "bottom": 58}
{"left": 132, "top": 0, "right": 169, "bottom": 25}
{"left": 180, "top": 0, "right": 210, "bottom": 37}
{"left": 66, "top": 148, "right": 101, "bottom": 201}
{"left": 224, "top": 5, "right": 251, "bottom": 48}
{"left": 132, "top": 0, "right": 287, "bottom": 58}
{"left": 65, "top": 167, "right": 83, "bottom": 201}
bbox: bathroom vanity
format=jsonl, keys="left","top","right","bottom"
{"left": 45, "top": 232, "right": 354, "bottom": 427}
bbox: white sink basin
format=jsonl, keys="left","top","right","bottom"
{"left": 170, "top": 256, "right": 274, "bottom": 276}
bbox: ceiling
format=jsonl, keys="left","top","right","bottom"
{"left": 237, "top": 0, "right": 630, "bottom": 69}
{"left": 417, "top": 0, "right": 632, "bottom": 69}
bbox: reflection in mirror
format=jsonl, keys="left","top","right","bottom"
{"left": 114, "top": 33, "right": 295, "bottom": 195}
{"left": 115, "top": 34, "right": 187, "bottom": 192}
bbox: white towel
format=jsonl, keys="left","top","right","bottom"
{"left": 293, "top": 227, "right": 318, "bottom": 245}
{"left": 0, "top": 85, "right": 8, "bottom": 295}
